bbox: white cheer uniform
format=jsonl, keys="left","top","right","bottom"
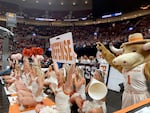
{"left": 122, "top": 63, "right": 150, "bottom": 108}
{"left": 71, "top": 84, "right": 86, "bottom": 100}
{"left": 30, "top": 77, "right": 44, "bottom": 102}
{"left": 82, "top": 100, "right": 107, "bottom": 113}
{"left": 55, "top": 86, "right": 71, "bottom": 113}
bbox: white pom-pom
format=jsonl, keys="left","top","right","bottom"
{"left": 11, "top": 53, "right": 22, "bottom": 60}
{"left": 31, "top": 55, "right": 35, "bottom": 60}
{"left": 36, "top": 55, "right": 44, "bottom": 61}
{"left": 11, "top": 54, "right": 17, "bottom": 60}
{"left": 16, "top": 53, "right": 22, "bottom": 60}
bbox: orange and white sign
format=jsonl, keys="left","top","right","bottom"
{"left": 50, "top": 32, "right": 75, "bottom": 64}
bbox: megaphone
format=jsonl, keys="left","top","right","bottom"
{"left": 88, "top": 77, "right": 108, "bottom": 100}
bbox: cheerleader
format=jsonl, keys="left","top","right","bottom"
{"left": 53, "top": 61, "right": 75, "bottom": 113}
{"left": 82, "top": 69, "right": 107, "bottom": 113}
{"left": 17, "top": 53, "right": 45, "bottom": 110}
{"left": 35, "top": 52, "right": 77, "bottom": 113}
{"left": 44, "top": 64, "right": 58, "bottom": 94}
{"left": 70, "top": 66, "right": 86, "bottom": 110}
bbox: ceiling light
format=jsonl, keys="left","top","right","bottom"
{"left": 85, "top": 1, "right": 88, "bottom": 4}
{"left": 73, "top": 2, "right": 76, "bottom": 5}
{"left": 61, "top": 2, "right": 64, "bottom": 5}
{"left": 35, "top": 0, "right": 39, "bottom": 3}
{"left": 48, "top": 2, "right": 51, "bottom": 5}
{"left": 22, "top": 0, "right": 26, "bottom": 2}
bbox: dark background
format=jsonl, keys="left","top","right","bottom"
{"left": 92, "top": 0, "right": 150, "bottom": 18}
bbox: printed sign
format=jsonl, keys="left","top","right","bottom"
{"left": 6, "top": 12, "right": 17, "bottom": 27}
{"left": 78, "top": 63, "right": 99, "bottom": 79}
{"left": 50, "top": 32, "right": 75, "bottom": 64}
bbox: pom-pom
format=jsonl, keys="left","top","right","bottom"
{"left": 23, "top": 47, "right": 44, "bottom": 56}
{"left": 16, "top": 53, "right": 22, "bottom": 60}
{"left": 11, "top": 54, "right": 17, "bottom": 60}
{"left": 36, "top": 55, "right": 44, "bottom": 61}
{"left": 22, "top": 48, "right": 32, "bottom": 57}
{"left": 31, "top": 55, "right": 35, "bottom": 61}
{"left": 37, "top": 47, "right": 44, "bottom": 55}
{"left": 31, "top": 47, "right": 38, "bottom": 56}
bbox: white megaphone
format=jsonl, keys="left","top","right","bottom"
{"left": 88, "top": 77, "right": 108, "bottom": 100}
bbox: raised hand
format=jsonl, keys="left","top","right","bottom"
{"left": 96, "top": 42, "right": 105, "bottom": 51}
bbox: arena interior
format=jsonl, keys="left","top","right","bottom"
{"left": 0, "top": 0, "right": 150, "bottom": 113}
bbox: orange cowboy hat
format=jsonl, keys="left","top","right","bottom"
{"left": 121, "top": 33, "right": 150, "bottom": 47}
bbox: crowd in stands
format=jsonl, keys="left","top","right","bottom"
{"left": 0, "top": 14, "right": 149, "bottom": 57}
{"left": 0, "top": 12, "right": 149, "bottom": 66}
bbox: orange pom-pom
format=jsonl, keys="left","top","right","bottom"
{"left": 22, "top": 48, "right": 32, "bottom": 57}
{"left": 22, "top": 48, "right": 29, "bottom": 56}
{"left": 31, "top": 47, "right": 38, "bottom": 56}
{"left": 37, "top": 47, "right": 44, "bottom": 55}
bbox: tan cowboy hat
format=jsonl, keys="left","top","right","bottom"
{"left": 121, "top": 33, "right": 150, "bottom": 47}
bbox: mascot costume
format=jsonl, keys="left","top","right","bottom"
{"left": 96, "top": 33, "right": 150, "bottom": 108}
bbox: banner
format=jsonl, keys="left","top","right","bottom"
{"left": 50, "top": 32, "right": 75, "bottom": 64}
{"left": 6, "top": 12, "right": 17, "bottom": 27}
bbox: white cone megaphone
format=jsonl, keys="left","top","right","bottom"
{"left": 88, "top": 77, "right": 108, "bottom": 100}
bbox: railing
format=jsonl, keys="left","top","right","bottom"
{"left": 0, "top": 9, "right": 150, "bottom": 27}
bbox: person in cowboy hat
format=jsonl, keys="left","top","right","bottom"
{"left": 96, "top": 32, "right": 150, "bottom": 108}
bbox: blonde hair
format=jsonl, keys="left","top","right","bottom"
{"left": 32, "top": 64, "right": 44, "bottom": 77}
{"left": 62, "top": 64, "right": 70, "bottom": 73}
{"left": 76, "top": 66, "right": 84, "bottom": 78}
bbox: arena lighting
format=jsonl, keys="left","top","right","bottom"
{"left": 128, "top": 27, "right": 133, "bottom": 31}
{"left": 102, "top": 12, "right": 122, "bottom": 19}
{"left": 85, "top": 0, "right": 88, "bottom": 4}
{"left": 81, "top": 17, "right": 87, "bottom": 20}
{"left": 48, "top": 48, "right": 52, "bottom": 51}
{"left": 16, "top": 16, "right": 24, "bottom": 19}
{"left": 94, "top": 32, "right": 97, "bottom": 36}
{"left": 48, "top": 2, "right": 52, "bottom": 5}
{"left": 102, "top": 14, "right": 112, "bottom": 18}
{"left": 32, "top": 33, "right": 36, "bottom": 36}
{"left": 114, "top": 12, "right": 122, "bottom": 16}
{"left": 35, "top": 18, "right": 56, "bottom": 21}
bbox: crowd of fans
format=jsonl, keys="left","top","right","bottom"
{"left": 1, "top": 16, "right": 148, "bottom": 72}
{"left": 0, "top": 14, "right": 149, "bottom": 57}
{"left": 0, "top": 12, "right": 149, "bottom": 69}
